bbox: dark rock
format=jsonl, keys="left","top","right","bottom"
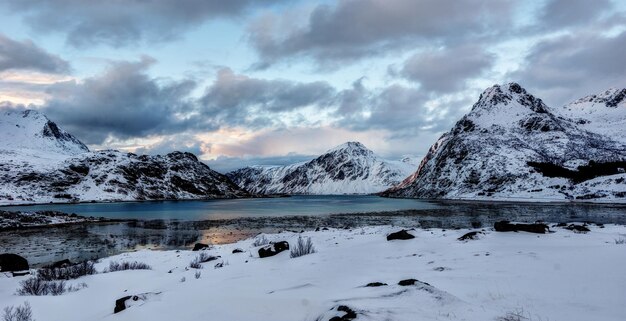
{"left": 564, "top": 224, "right": 590, "bottom": 233}
{"left": 192, "top": 243, "right": 209, "bottom": 251}
{"left": 386, "top": 229, "right": 415, "bottom": 241}
{"left": 49, "top": 259, "right": 71, "bottom": 269}
{"left": 11, "top": 271, "right": 30, "bottom": 277}
{"left": 214, "top": 262, "right": 224, "bottom": 269}
{"left": 398, "top": 278, "right": 418, "bottom": 286}
{"left": 329, "top": 305, "right": 357, "bottom": 321}
{"left": 458, "top": 231, "right": 482, "bottom": 241}
{"left": 494, "top": 221, "right": 548, "bottom": 234}
{"left": 398, "top": 278, "right": 431, "bottom": 286}
{"left": 114, "top": 295, "right": 132, "bottom": 313}
{"left": 0, "top": 253, "right": 29, "bottom": 272}
{"left": 365, "top": 282, "right": 387, "bottom": 287}
{"left": 258, "top": 241, "right": 289, "bottom": 258}
{"left": 232, "top": 248, "right": 244, "bottom": 254}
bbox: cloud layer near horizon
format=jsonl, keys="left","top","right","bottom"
{"left": 0, "top": 0, "right": 625, "bottom": 171}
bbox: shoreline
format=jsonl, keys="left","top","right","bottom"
{"left": 3, "top": 193, "right": 626, "bottom": 208}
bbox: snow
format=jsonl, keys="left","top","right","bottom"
{"left": 556, "top": 88, "right": 626, "bottom": 143}
{"left": 227, "top": 142, "right": 418, "bottom": 195}
{"left": 0, "top": 110, "right": 249, "bottom": 205}
{"left": 385, "top": 83, "right": 626, "bottom": 203}
{"left": 2, "top": 224, "right": 625, "bottom": 320}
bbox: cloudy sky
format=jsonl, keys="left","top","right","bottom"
{"left": 1, "top": 0, "right": 625, "bottom": 172}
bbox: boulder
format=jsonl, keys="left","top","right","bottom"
{"left": 365, "top": 282, "right": 387, "bottom": 287}
{"left": 114, "top": 292, "right": 161, "bottom": 314}
{"left": 564, "top": 224, "right": 590, "bottom": 233}
{"left": 114, "top": 296, "right": 132, "bottom": 313}
{"left": 386, "top": 229, "right": 415, "bottom": 241}
{"left": 192, "top": 243, "right": 209, "bottom": 251}
{"left": 258, "top": 241, "right": 289, "bottom": 258}
{"left": 494, "top": 221, "right": 548, "bottom": 234}
{"left": 232, "top": 248, "right": 244, "bottom": 254}
{"left": 458, "top": 231, "right": 482, "bottom": 241}
{"left": 0, "top": 253, "right": 29, "bottom": 272}
{"left": 329, "top": 305, "right": 357, "bottom": 321}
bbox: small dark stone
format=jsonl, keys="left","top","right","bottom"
{"left": 11, "top": 271, "right": 30, "bottom": 277}
{"left": 232, "top": 248, "right": 244, "bottom": 254}
{"left": 114, "top": 296, "right": 132, "bottom": 313}
{"left": 458, "top": 231, "right": 482, "bottom": 241}
{"left": 564, "top": 224, "right": 590, "bottom": 233}
{"left": 329, "top": 305, "right": 357, "bottom": 321}
{"left": 258, "top": 241, "right": 289, "bottom": 258}
{"left": 365, "top": 282, "right": 387, "bottom": 287}
{"left": 398, "top": 278, "right": 419, "bottom": 286}
{"left": 48, "top": 259, "right": 71, "bottom": 269}
{"left": 494, "top": 221, "right": 548, "bottom": 234}
{"left": 0, "top": 253, "right": 29, "bottom": 272}
{"left": 192, "top": 243, "right": 209, "bottom": 251}
{"left": 322, "top": 227, "right": 329, "bottom": 231}
{"left": 386, "top": 229, "right": 415, "bottom": 241}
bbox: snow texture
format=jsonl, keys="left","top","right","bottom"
{"left": 1, "top": 224, "right": 625, "bottom": 320}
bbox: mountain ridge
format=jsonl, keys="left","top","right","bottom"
{"left": 382, "top": 83, "right": 626, "bottom": 202}
{"left": 227, "top": 142, "right": 417, "bottom": 195}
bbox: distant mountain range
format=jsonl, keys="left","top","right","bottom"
{"left": 0, "top": 110, "right": 250, "bottom": 205}
{"left": 1, "top": 83, "right": 625, "bottom": 204}
{"left": 381, "top": 83, "right": 626, "bottom": 202}
{"left": 226, "top": 142, "right": 417, "bottom": 195}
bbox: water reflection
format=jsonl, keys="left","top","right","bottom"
{"left": 1, "top": 200, "right": 625, "bottom": 267}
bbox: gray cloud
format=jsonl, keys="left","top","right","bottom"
{"left": 199, "top": 67, "right": 336, "bottom": 128}
{"left": 248, "top": 0, "right": 515, "bottom": 67}
{"left": 2, "top": 0, "right": 291, "bottom": 48}
{"left": 333, "top": 81, "right": 466, "bottom": 137}
{"left": 538, "top": 0, "right": 613, "bottom": 30}
{"left": 511, "top": 30, "right": 626, "bottom": 105}
{"left": 395, "top": 45, "right": 495, "bottom": 93}
{"left": 206, "top": 154, "right": 315, "bottom": 173}
{"left": 42, "top": 57, "right": 197, "bottom": 144}
{"left": 0, "top": 33, "right": 69, "bottom": 73}
{"left": 134, "top": 134, "right": 207, "bottom": 156}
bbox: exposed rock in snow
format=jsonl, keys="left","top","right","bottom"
{"left": 555, "top": 88, "right": 626, "bottom": 143}
{"left": 382, "top": 83, "right": 626, "bottom": 202}
{"left": 0, "top": 110, "right": 250, "bottom": 205}
{"left": 227, "top": 142, "right": 417, "bottom": 195}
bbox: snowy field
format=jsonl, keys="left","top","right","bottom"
{"left": 1, "top": 224, "right": 626, "bottom": 321}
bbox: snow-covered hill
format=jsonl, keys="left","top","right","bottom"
{"left": 227, "top": 142, "right": 417, "bottom": 195}
{"left": 0, "top": 110, "right": 250, "bottom": 205}
{"left": 382, "top": 83, "right": 626, "bottom": 202}
{"left": 555, "top": 88, "right": 626, "bottom": 143}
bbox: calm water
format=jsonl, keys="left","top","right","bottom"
{"left": 2, "top": 196, "right": 626, "bottom": 267}
{"left": 1, "top": 195, "right": 441, "bottom": 220}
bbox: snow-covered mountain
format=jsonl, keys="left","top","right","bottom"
{"left": 382, "top": 83, "right": 626, "bottom": 202}
{"left": 0, "top": 110, "right": 250, "bottom": 205}
{"left": 555, "top": 88, "right": 626, "bottom": 143}
{"left": 227, "top": 142, "right": 418, "bottom": 195}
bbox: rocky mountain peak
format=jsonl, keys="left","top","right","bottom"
{"left": 326, "top": 141, "right": 373, "bottom": 157}
{"left": 572, "top": 88, "right": 626, "bottom": 108}
{"left": 1, "top": 109, "right": 89, "bottom": 156}
{"left": 472, "top": 83, "right": 549, "bottom": 114}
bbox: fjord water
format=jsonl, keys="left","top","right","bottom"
{"left": 1, "top": 195, "right": 441, "bottom": 220}
{"left": 3, "top": 195, "right": 626, "bottom": 267}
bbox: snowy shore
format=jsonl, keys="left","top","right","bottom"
{"left": 1, "top": 224, "right": 626, "bottom": 321}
